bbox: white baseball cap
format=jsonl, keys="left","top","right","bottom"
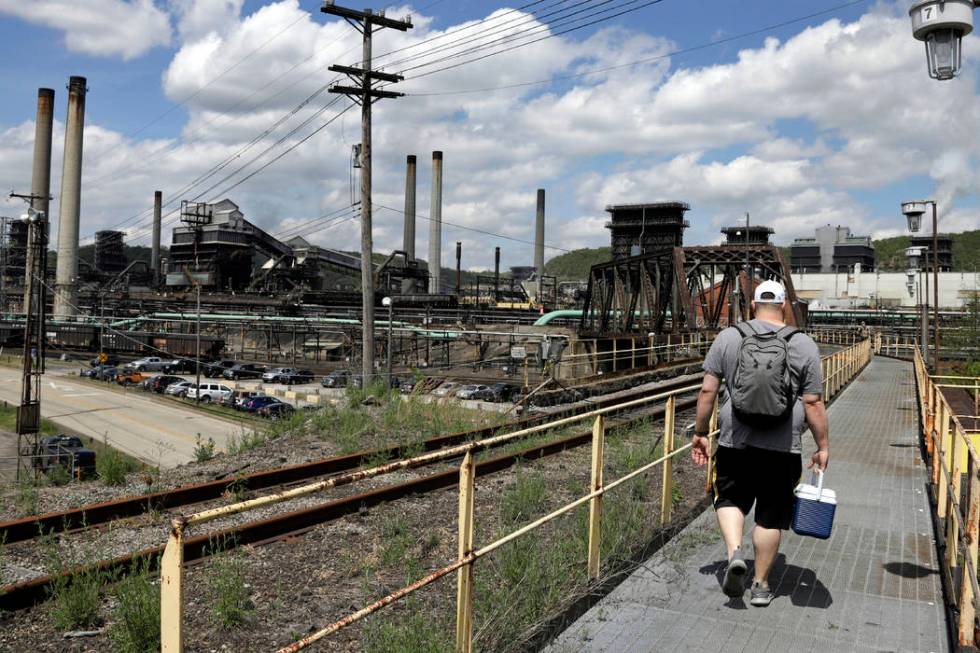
{"left": 754, "top": 280, "right": 786, "bottom": 304}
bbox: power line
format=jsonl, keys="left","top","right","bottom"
{"left": 408, "top": 0, "right": 870, "bottom": 95}
{"left": 375, "top": 203, "right": 571, "bottom": 253}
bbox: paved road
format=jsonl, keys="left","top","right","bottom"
{"left": 0, "top": 366, "right": 249, "bottom": 467}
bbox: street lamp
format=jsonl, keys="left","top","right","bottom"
{"left": 382, "top": 296, "right": 393, "bottom": 388}
{"left": 902, "top": 200, "right": 941, "bottom": 370}
{"left": 909, "top": 0, "right": 978, "bottom": 80}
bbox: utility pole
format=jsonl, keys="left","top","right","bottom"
{"left": 322, "top": 2, "right": 412, "bottom": 384}
{"left": 195, "top": 283, "right": 202, "bottom": 405}
{"left": 11, "top": 192, "right": 49, "bottom": 481}
{"left": 932, "top": 202, "right": 940, "bottom": 372}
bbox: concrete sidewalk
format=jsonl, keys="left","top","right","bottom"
{"left": 547, "top": 357, "right": 949, "bottom": 653}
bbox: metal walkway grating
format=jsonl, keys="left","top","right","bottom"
{"left": 546, "top": 357, "right": 949, "bottom": 653}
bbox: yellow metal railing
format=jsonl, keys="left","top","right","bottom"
{"left": 914, "top": 347, "right": 980, "bottom": 648}
{"left": 262, "top": 340, "right": 872, "bottom": 653}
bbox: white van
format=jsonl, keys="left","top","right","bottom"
{"left": 185, "top": 383, "right": 233, "bottom": 403}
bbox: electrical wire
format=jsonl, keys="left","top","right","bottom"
{"left": 408, "top": 0, "right": 870, "bottom": 95}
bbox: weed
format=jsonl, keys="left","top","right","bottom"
{"left": 363, "top": 601, "right": 451, "bottom": 653}
{"left": 45, "top": 464, "right": 72, "bottom": 487}
{"left": 109, "top": 556, "right": 159, "bottom": 653}
{"left": 45, "top": 539, "right": 105, "bottom": 631}
{"left": 499, "top": 468, "right": 548, "bottom": 525}
{"left": 227, "top": 475, "right": 249, "bottom": 502}
{"left": 379, "top": 514, "right": 412, "bottom": 567}
{"left": 208, "top": 550, "right": 253, "bottom": 629}
{"left": 362, "top": 448, "right": 392, "bottom": 469}
{"left": 193, "top": 434, "right": 216, "bottom": 462}
{"left": 14, "top": 478, "right": 40, "bottom": 517}
{"left": 226, "top": 429, "right": 267, "bottom": 455}
{"left": 96, "top": 436, "right": 136, "bottom": 486}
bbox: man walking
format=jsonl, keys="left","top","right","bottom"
{"left": 691, "top": 280, "right": 829, "bottom": 606}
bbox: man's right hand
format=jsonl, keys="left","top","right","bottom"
{"left": 691, "top": 435, "right": 710, "bottom": 466}
{"left": 808, "top": 448, "right": 829, "bottom": 471}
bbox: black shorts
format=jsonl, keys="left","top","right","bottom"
{"left": 712, "top": 445, "right": 802, "bottom": 530}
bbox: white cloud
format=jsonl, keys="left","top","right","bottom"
{"left": 1, "top": 1, "right": 979, "bottom": 274}
{"left": 0, "top": 0, "right": 171, "bottom": 60}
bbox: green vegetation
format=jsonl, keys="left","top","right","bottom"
{"left": 45, "top": 540, "right": 105, "bottom": 631}
{"left": 544, "top": 246, "right": 612, "bottom": 280}
{"left": 14, "top": 478, "right": 40, "bottom": 516}
{"left": 96, "top": 436, "right": 138, "bottom": 486}
{"left": 208, "top": 550, "right": 253, "bottom": 629}
{"left": 363, "top": 602, "right": 451, "bottom": 653}
{"left": 0, "top": 401, "right": 60, "bottom": 437}
{"left": 109, "top": 556, "right": 160, "bottom": 653}
{"left": 193, "top": 434, "right": 216, "bottom": 462}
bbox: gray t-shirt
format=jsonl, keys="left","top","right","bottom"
{"left": 703, "top": 319, "right": 822, "bottom": 454}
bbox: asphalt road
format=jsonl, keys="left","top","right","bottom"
{"left": 0, "top": 366, "right": 249, "bottom": 467}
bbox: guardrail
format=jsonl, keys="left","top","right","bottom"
{"left": 157, "top": 336, "right": 874, "bottom": 652}
{"left": 914, "top": 347, "right": 980, "bottom": 648}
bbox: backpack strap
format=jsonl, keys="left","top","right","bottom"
{"left": 775, "top": 325, "right": 800, "bottom": 342}
{"left": 733, "top": 321, "right": 757, "bottom": 339}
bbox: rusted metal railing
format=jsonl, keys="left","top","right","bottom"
{"left": 272, "top": 338, "right": 873, "bottom": 653}
{"left": 914, "top": 347, "right": 980, "bottom": 648}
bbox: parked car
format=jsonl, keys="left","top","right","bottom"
{"left": 163, "top": 358, "right": 198, "bottom": 374}
{"left": 432, "top": 381, "right": 460, "bottom": 397}
{"left": 473, "top": 383, "right": 519, "bottom": 403}
{"left": 145, "top": 375, "right": 185, "bottom": 393}
{"left": 240, "top": 395, "right": 283, "bottom": 413}
{"left": 165, "top": 380, "right": 194, "bottom": 397}
{"left": 130, "top": 356, "right": 171, "bottom": 373}
{"left": 258, "top": 402, "right": 295, "bottom": 419}
{"left": 281, "top": 369, "right": 315, "bottom": 385}
{"left": 95, "top": 366, "right": 120, "bottom": 381}
{"left": 222, "top": 363, "right": 267, "bottom": 381}
{"left": 32, "top": 435, "right": 96, "bottom": 478}
{"left": 455, "top": 384, "right": 489, "bottom": 400}
{"left": 88, "top": 354, "right": 120, "bottom": 367}
{"left": 116, "top": 368, "right": 148, "bottom": 386}
{"left": 320, "top": 369, "right": 351, "bottom": 388}
{"left": 79, "top": 367, "right": 99, "bottom": 379}
{"left": 230, "top": 390, "right": 265, "bottom": 410}
{"left": 203, "top": 360, "right": 238, "bottom": 378}
{"left": 394, "top": 376, "right": 416, "bottom": 393}
{"left": 185, "top": 383, "right": 233, "bottom": 403}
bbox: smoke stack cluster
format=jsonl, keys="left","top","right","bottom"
{"left": 24, "top": 88, "right": 55, "bottom": 311}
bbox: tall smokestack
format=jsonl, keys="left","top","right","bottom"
{"left": 54, "top": 76, "right": 87, "bottom": 319}
{"left": 534, "top": 188, "right": 545, "bottom": 299}
{"left": 151, "top": 191, "right": 162, "bottom": 285}
{"left": 24, "top": 88, "right": 55, "bottom": 311}
{"left": 494, "top": 246, "right": 501, "bottom": 302}
{"left": 403, "top": 155, "right": 416, "bottom": 259}
{"left": 428, "top": 151, "right": 443, "bottom": 294}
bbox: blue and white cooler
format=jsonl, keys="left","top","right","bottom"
{"left": 791, "top": 469, "right": 837, "bottom": 539}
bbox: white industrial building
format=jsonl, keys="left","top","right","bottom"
{"left": 791, "top": 264, "right": 979, "bottom": 309}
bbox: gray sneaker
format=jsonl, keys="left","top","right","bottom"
{"left": 749, "top": 581, "right": 774, "bottom": 606}
{"left": 721, "top": 549, "right": 747, "bottom": 597}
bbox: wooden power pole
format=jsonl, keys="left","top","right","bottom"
{"left": 321, "top": 2, "right": 412, "bottom": 383}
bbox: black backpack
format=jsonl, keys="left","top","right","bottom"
{"left": 727, "top": 322, "right": 800, "bottom": 426}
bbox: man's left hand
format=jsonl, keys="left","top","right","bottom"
{"left": 691, "top": 435, "right": 710, "bottom": 466}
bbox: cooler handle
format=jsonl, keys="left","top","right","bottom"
{"left": 810, "top": 468, "right": 824, "bottom": 498}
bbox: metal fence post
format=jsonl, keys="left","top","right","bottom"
{"left": 937, "top": 403, "right": 949, "bottom": 519}
{"left": 160, "top": 518, "right": 185, "bottom": 653}
{"left": 587, "top": 414, "right": 605, "bottom": 580}
{"left": 959, "top": 449, "right": 979, "bottom": 647}
{"left": 947, "top": 420, "right": 962, "bottom": 570}
{"left": 455, "top": 451, "right": 476, "bottom": 653}
{"left": 660, "top": 396, "right": 676, "bottom": 526}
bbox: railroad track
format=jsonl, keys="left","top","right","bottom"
{"left": 0, "top": 377, "right": 702, "bottom": 612}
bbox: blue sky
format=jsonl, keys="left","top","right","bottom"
{"left": 0, "top": 0, "right": 977, "bottom": 270}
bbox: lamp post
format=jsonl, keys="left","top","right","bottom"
{"left": 382, "top": 296, "right": 393, "bottom": 388}
{"left": 901, "top": 201, "right": 941, "bottom": 371}
{"left": 909, "top": 0, "right": 978, "bottom": 80}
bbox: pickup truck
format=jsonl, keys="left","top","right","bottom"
{"left": 32, "top": 435, "right": 97, "bottom": 478}
{"left": 130, "top": 356, "right": 173, "bottom": 372}
{"left": 116, "top": 368, "right": 148, "bottom": 386}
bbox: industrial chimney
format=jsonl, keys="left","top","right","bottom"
{"left": 428, "top": 151, "right": 443, "bottom": 294}
{"left": 151, "top": 191, "right": 162, "bottom": 286}
{"left": 403, "top": 155, "right": 416, "bottom": 259}
{"left": 54, "top": 76, "right": 87, "bottom": 319}
{"left": 24, "top": 88, "right": 55, "bottom": 311}
{"left": 534, "top": 188, "right": 545, "bottom": 300}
